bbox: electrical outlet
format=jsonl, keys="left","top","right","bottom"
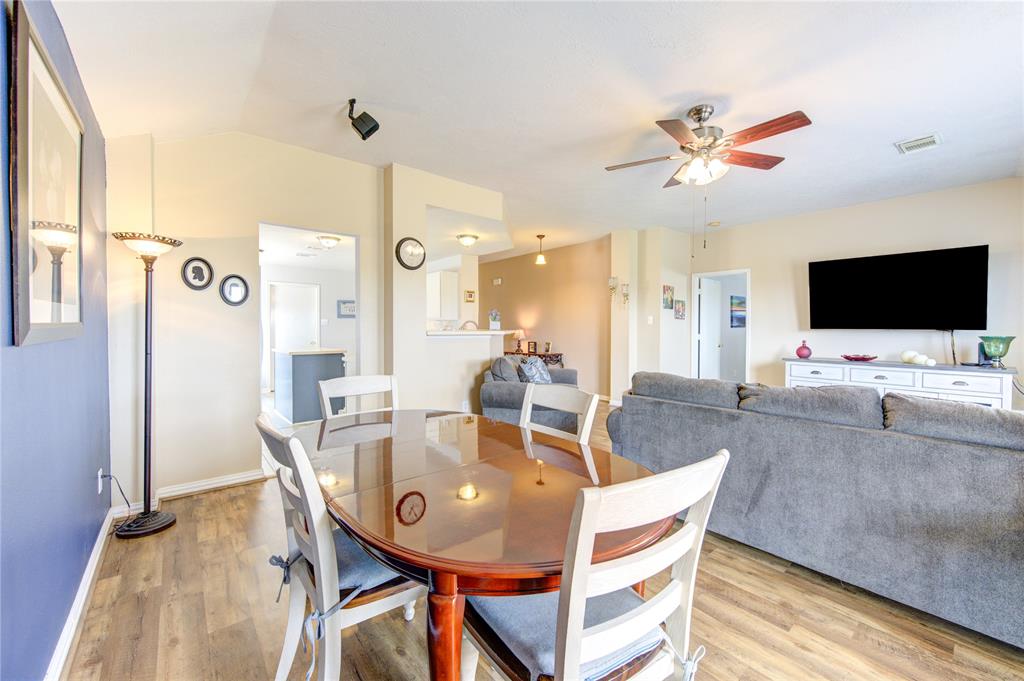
{"left": 97, "top": 468, "right": 104, "bottom": 495}
{"left": 461, "top": 400, "right": 470, "bottom": 413}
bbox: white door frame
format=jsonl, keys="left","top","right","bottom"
{"left": 690, "top": 268, "right": 751, "bottom": 382}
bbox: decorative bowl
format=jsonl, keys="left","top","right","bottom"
{"left": 841, "top": 354, "right": 878, "bottom": 362}
{"left": 979, "top": 336, "right": 1015, "bottom": 369}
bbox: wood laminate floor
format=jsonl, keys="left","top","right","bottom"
{"left": 65, "top": 405, "right": 1024, "bottom": 681}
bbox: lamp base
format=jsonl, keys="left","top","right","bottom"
{"left": 114, "top": 510, "right": 177, "bottom": 539}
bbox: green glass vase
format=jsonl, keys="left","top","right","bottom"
{"left": 979, "top": 336, "right": 1015, "bottom": 369}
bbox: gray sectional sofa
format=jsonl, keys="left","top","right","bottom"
{"left": 608, "top": 372, "right": 1024, "bottom": 649}
{"left": 480, "top": 358, "right": 580, "bottom": 433}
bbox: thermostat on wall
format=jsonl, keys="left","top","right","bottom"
{"left": 492, "top": 277, "right": 503, "bottom": 286}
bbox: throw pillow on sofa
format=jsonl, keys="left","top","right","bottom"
{"left": 738, "top": 383, "right": 883, "bottom": 430}
{"left": 883, "top": 392, "right": 1024, "bottom": 452}
{"left": 516, "top": 356, "right": 553, "bottom": 383}
{"left": 490, "top": 356, "right": 522, "bottom": 382}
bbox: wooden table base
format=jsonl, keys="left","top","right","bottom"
{"left": 428, "top": 572, "right": 466, "bottom": 681}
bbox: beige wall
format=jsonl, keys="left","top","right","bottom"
{"left": 383, "top": 164, "right": 506, "bottom": 412}
{"left": 479, "top": 236, "right": 611, "bottom": 396}
{"left": 637, "top": 227, "right": 692, "bottom": 378}
{"left": 107, "top": 132, "right": 382, "bottom": 502}
{"left": 690, "top": 178, "right": 1023, "bottom": 403}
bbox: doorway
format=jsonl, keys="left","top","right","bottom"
{"left": 267, "top": 282, "right": 320, "bottom": 390}
{"left": 691, "top": 269, "right": 750, "bottom": 382}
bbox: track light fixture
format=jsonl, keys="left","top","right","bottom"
{"left": 348, "top": 98, "right": 379, "bottom": 140}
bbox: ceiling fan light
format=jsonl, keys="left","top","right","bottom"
{"left": 457, "top": 234, "right": 479, "bottom": 247}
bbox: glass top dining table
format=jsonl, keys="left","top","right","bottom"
{"left": 283, "top": 409, "right": 673, "bottom": 681}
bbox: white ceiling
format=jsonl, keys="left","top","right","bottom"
{"left": 258, "top": 223, "right": 356, "bottom": 271}
{"left": 425, "top": 206, "right": 513, "bottom": 263}
{"left": 56, "top": 2, "right": 1023, "bottom": 257}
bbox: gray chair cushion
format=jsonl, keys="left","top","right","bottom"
{"left": 632, "top": 372, "right": 740, "bottom": 409}
{"left": 467, "top": 589, "right": 664, "bottom": 681}
{"left": 333, "top": 528, "right": 398, "bottom": 591}
{"left": 491, "top": 356, "right": 522, "bottom": 382}
{"left": 517, "top": 356, "right": 553, "bottom": 384}
{"left": 883, "top": 392, "right": 1024, "bottom": 451}
{"left": 738, "top": 383, "right": 883, "bottom": 430}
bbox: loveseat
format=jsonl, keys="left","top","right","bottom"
{"left": 480, "top": 356, "right": 579, "bottom": 433}
{"left": 608, "top": 372, "right": 1024, "bottom": 649}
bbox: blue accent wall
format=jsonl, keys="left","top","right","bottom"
{"left": 0, "top": 3, "right": 110, "bottom": 679}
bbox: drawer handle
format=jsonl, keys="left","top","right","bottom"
{"left": 874, "top": 375, "right": 888, "bottom": 381}
{"left": 810, "top": 370, "right": 822, "bottom": 375}
{"left": 952, "top": 380, "right": 969, "bottom": 387}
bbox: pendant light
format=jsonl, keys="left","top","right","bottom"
{"left": 535, "top": 234, "right": 547, "bottom": 265}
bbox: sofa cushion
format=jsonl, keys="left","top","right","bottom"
{"left": 631, "top": 372, "right": 739, "bottom": 409}
{"left": 490, "top": 356, "right": 521, "bottom": 382}
{"left": 738, "top": 383, "right": 883, "bottom": 430}
{"left": 883, "top": 392, "right": 1024, "bottom": 451}
{"left": 516, "top": 356, "right": 552, "bottom": 384}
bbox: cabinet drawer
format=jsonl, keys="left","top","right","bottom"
{"left": 922, "top": 372, "right": 1002, "bottom": 395}
{"left": 850, "top": 367, "right": 915, "bottom": 387}
{"left": 789, "top": 378, "right": 836, "bottom": 388}
{"left": 789, "top": 364, "right": 843, "bottom": 380}
{"left": 941, "top": 393, "right": 1003, "bottom": 409}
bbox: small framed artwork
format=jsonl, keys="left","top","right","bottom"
{"left": 337, "top": 299, "right": 356, "bottom": 319}
{"left": 219, "top": 274, "right": 250, "bottom": 306}
{"left": 181, "top": 257, "right": 213, "bottom": 290}
{"left": 10, "top": 2, "right": 85, "bottom": 345}
{"left": 544, "top": 341, "right": 552, "bottom": 353}
{"left": 662, "top": 285, "right": 674, "bottom": 310}
{"left": 464, "top": 290, "right": 476, "bottom": 303}
{"left": 674, "top": 299, "right": 686, "bottom": 320}
{"left": 527, "top": 341, "right": 538, "bottom": 354}
{"left": 730, "top": 295, "right": 747, "bottom": 328}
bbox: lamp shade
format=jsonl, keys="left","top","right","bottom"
{"left": 31, "top": 221, "right": 77, "bottom": 249}
{"left": 112, "top": 232, "right": 183, "bottom": 258}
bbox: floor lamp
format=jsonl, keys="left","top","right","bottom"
{"left": 112, "top": 231, "right": 183, "bottom": 538}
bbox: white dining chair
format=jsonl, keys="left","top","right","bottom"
{"left": 256, "top": 414, "right": 426, "bottom": 681}
{"left": 461, "top": 449, "right": 730, "bottom": 681}
{"left": 318, "top": 374, "right": 399, "bottom": 418}
{"left": 520, "top": 382, "right": 600, "bottom": 445}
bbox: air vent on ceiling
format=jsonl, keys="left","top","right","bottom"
{"left": 894, "top": 134, "right": 941, "bottom": 155}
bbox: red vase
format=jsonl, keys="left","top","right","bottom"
{"left": 796, "top": 340, "right": 812, "bottom": 359}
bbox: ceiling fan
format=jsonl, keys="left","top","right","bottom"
{"left": 605, "top": 104, "right": 811, "bottom": 187}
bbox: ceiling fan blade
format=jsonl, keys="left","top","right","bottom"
{"left": 656, "top": 119, "right": 699, "bottom": 147}
{"left": 725, "top": 111, "right": 811, "bottom": 147}
{"left": 663, "top": 162, "right": 689, "bottom": 188}
{"left": 722, "top": 149, "right": 785, "bottom": 170}
{"left": 605, "top": 155, "right": 682, "bottom": 171}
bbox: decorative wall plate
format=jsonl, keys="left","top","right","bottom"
{"left": 219, "top": 274, "right": 249, "bottom": 306}
{"left": 181, "top": 257, "right": 213, "bottom": 290}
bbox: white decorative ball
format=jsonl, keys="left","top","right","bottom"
{"left": 900, "top": 350, "right": 919, "bottom": 363}
{"left": 912, "top": 354, "right": 929, "bottom": 365}
{"left": 925, "top": 358, "right": 937, "bottom": 366}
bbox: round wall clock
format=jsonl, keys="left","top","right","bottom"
{"left": 395, "top": 490, "right": 426, "bottom": 526}
{"left": 395, "top": 237, "right": 426, "bottom": 270}
{"left": 181, "top": 257, "right": 213, "bottom": 290}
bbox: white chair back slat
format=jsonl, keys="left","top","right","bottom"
{"left": 578, "top": 581, "right": 683, "bottom": 664}
{"left": 585, "top": 523, "right": 697, "bottom": 598}
{"left": 553, "top": 450, "right": 730, "bottom": 680}
{"left": 258, "top": 412, "right": 293, "bottom": 467}
{"left": 318, "top": 374, "right": 399, "bottom": 418}
{"left": 519, "top": 382, "right": 600, "bottom": 444}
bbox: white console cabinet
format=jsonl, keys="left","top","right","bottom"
{"left": 784, "top": 357, "right": 1017, "bottom": 409}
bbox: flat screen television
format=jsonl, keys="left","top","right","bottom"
{"left": 808, "top": 245, "right": 988, "bottom": 330}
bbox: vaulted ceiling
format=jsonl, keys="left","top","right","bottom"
{"left": 55, "top": 1, "right": 1022, "bottom": 257}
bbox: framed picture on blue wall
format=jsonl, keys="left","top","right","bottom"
{"left": 9, "top": 2, "right": 85, "bottom": 346}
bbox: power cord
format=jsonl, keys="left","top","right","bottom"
{"left": 103, "top": 473, "right": 136, "bottom": 535}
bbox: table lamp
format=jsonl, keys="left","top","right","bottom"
{"left": 513, "top": 329, "right": 525, "bottom": 352}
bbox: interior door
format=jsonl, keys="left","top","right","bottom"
{"left": 697, "top": 278, "right": 722, "bottom": 379}
{"left": 269, "top": 282, "right": 320, "bottom": 390}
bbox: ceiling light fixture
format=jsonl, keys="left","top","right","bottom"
{"left": 317, "top": 234, "right": 342, "bottom": 249}
{"left": 534, "top": 234, "right": 547, "bottom": 265}
{"left": 347, "top": 98, "right": 379, "bottom": 140}
{"left": 457, "top": 234, "right": 479, "bottom": 247}
{"left": 675, "top": 155, "right": 730, "bottom": 186}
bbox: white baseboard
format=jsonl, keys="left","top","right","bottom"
{"left": 43, "top": 507, "right": 115, "bottom": 681}
{"left": 50, "top": 468, "right": 271, "bottom": 679}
